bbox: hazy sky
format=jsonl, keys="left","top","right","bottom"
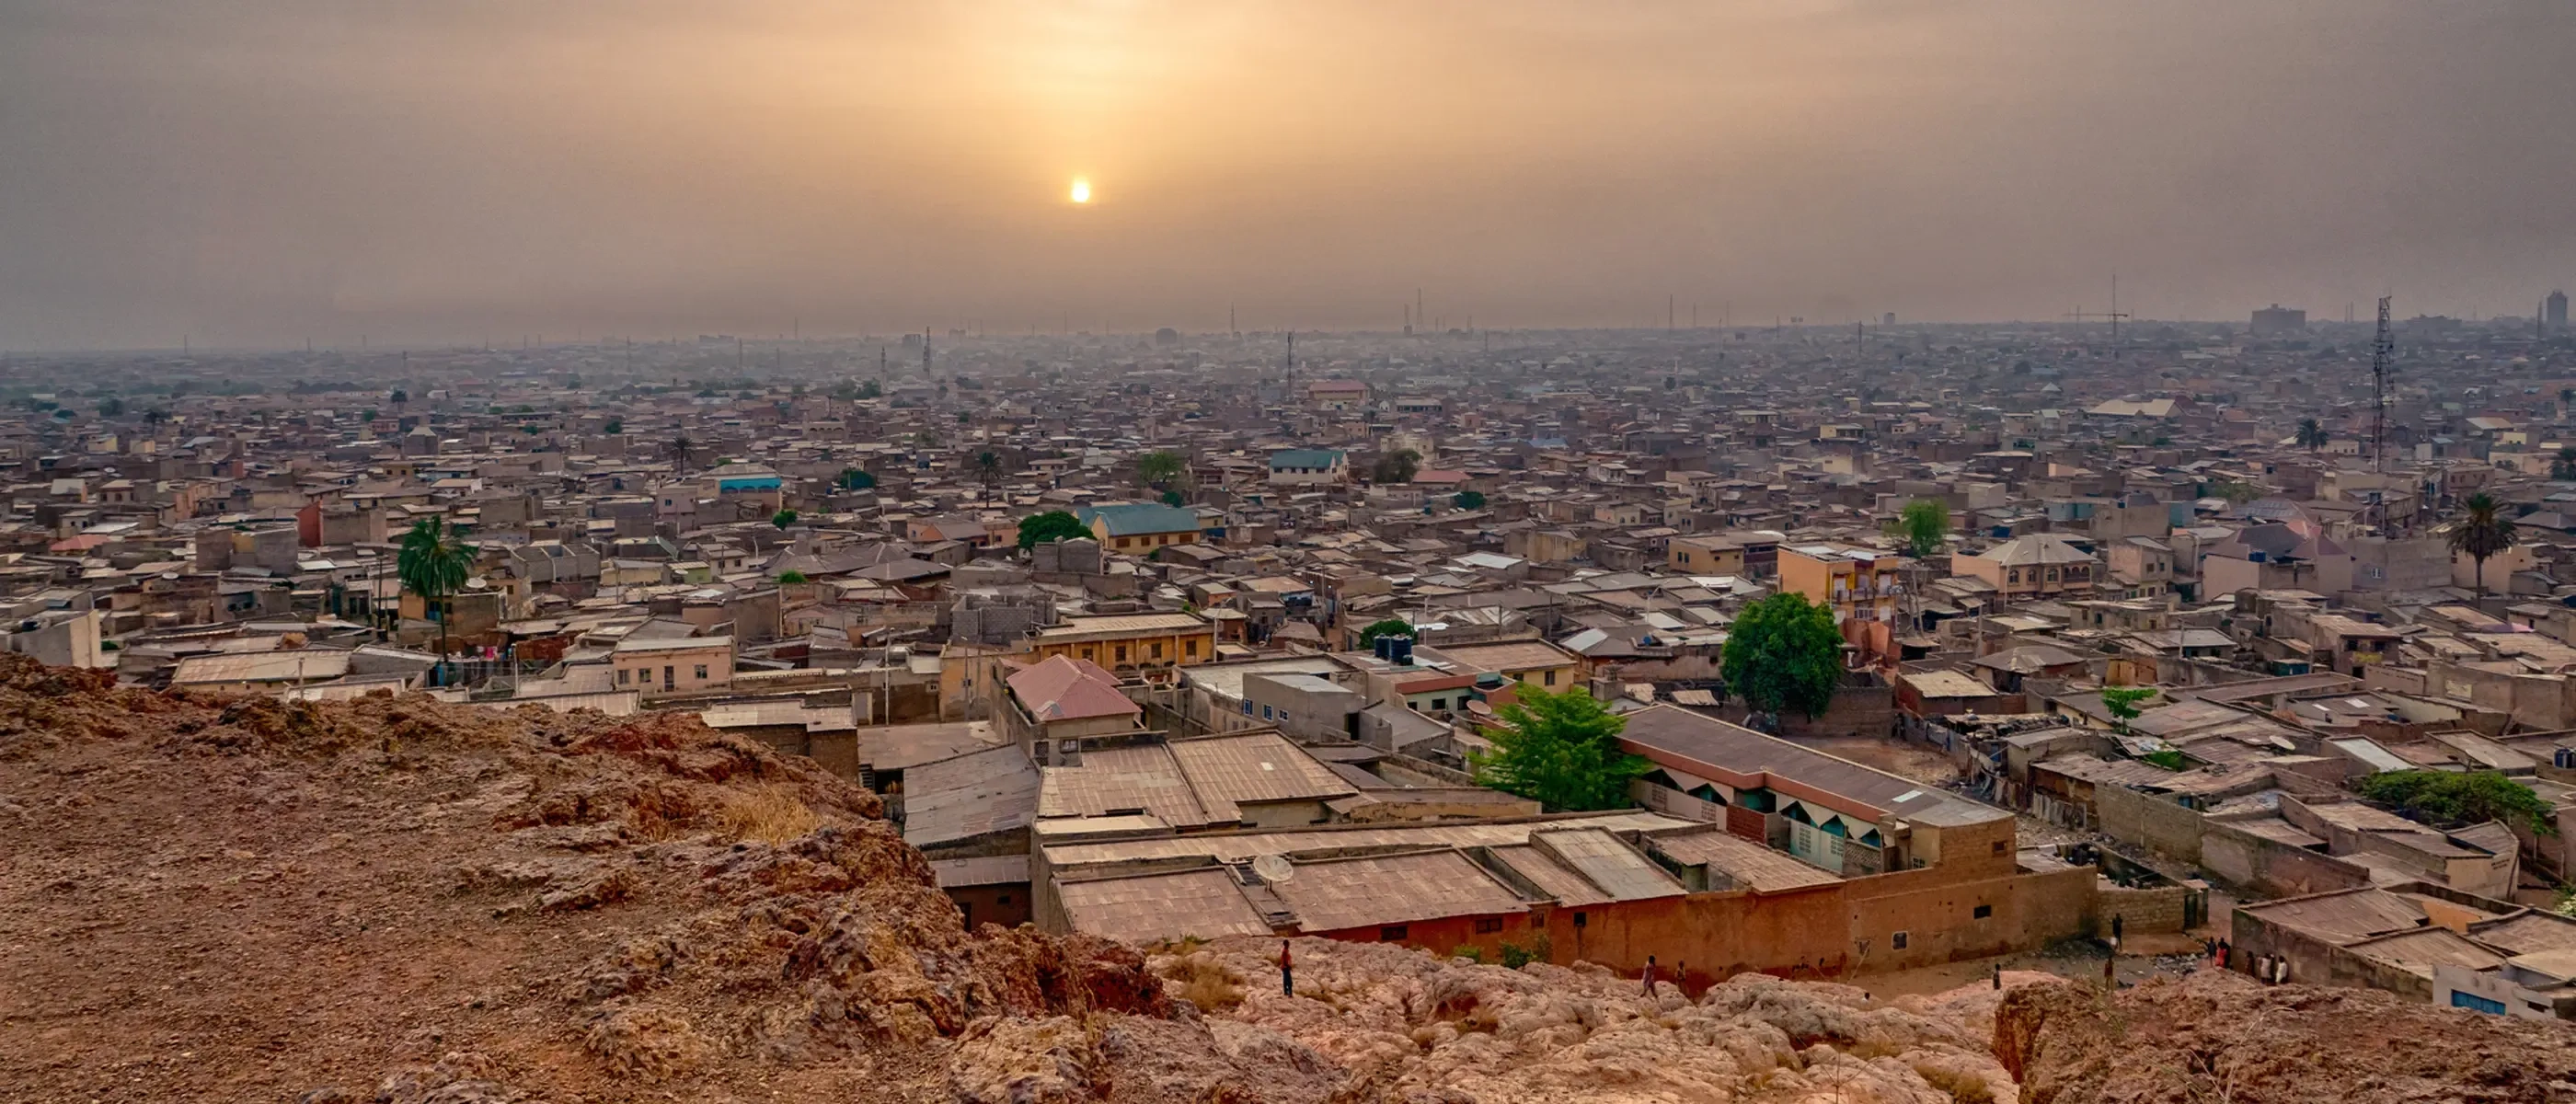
{"left": 4, "top": 0, "right": 2572, "bottom": 350}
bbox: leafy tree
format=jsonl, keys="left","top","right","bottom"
{"left": 1018, "top": 510, "right": 1088, "bottom": 549}
{"left": 389, "top": 388, "right": 408, "bottom": 404}
{"left": 771, "top": 509, "right": 798, "bottom": 529}
{"left": 777, "top": 569, "right": 809, "bottom": 584}
{"left": 976, "top": 450, "right": 1005, "bottom": 503}
{"left": 1453, "top": 489, "right": 1486, "bottom": 511}
{"left": 858, "top": 379, "right": 881, "bottom": 399}
{"left": 914, "top": 429, "right": 941, "bottom": 449}
{"left": 397, "top": 518, "right": 476, "bottom": 682}
{"left": 2358, "top": 770, "right": 2556, "bottom": 836}
{"left": 2446, "top": 492, "right": 2516, "bottom": 599}
{"left": 1371, "top": 448, "right": 1421, "bottom": 484}
{"left": 603, "top": 418, "right": 623, "bottom": 435}
{"left": 1358, "top": 618, "right": 1415, "bottom": 646}
{"left": 1469, "top": 684, "right": 1648, "bottom": 811}
{"left": 1160, "top": 489, "right": 1186, "bottom": 507}
{"left": 2101, "top": 686, "right": 2157, "bottom": 731}
{"left": 2209, "top": 480, "right": 2263, "bottom": 504}
{"left": 1720, "top": 592, "right": 1844, "bottom": 719}
{"left": 1884, "top": 499, "right": 1949, "bottom": 558}
{"left": 2294, "top": 418, "right": 2327, "bottom": 451}
{"left": 2554, "top": 446, "right": 2576, "bottom": 482}
{"left": 97, "top": 397, "right": 124, "bottom": 419}
{"left": 837, "top": 467, "right": 876, "bottom": 491}
{"left": 1137, "top": 450, "right": 1188, "bottom": 489}
{"left": 358, "top": 408, "right": 377, "bottom": 424}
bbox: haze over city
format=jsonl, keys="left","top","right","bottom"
{"left": 5, "top": 0, "right": 2575, "bottom": 350}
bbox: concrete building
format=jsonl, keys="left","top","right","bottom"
{"left": 610, "top": 635, "right": 734, "bottom": 697}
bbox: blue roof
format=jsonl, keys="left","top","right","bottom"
{"left": 1077, "top": 502, "right": 1201, "bottom": 536}
{"left": 1268, "top": 448, "right": 1344, "bottom": 470}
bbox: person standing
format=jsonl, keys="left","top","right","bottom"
{"left": 1640, "top": 955, "right": 1659, "bottom": 997}
{"left": 1279, "top": 940, "right": 1294, "bottom": 997}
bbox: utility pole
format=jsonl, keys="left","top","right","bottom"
{"left": 2371, "top": 295, "right": 2394, "bottom": 474}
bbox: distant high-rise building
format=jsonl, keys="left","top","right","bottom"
{"left": 2249, "top": 304, "right": 2306, "bottom": 338}
{"left": 1882, "top": 312, "right": 1896, "bottom": 327}
{"left": 2548, "top": 289, "right": 2569, "bottom": 331}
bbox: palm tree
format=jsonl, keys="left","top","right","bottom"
{"left": 975, "top": 450, "right": 1004, "bottom": 504}
{"left": 2294, "top": 418, "right": 2327, "bottom": 452}
{"left": 2446, "top": 492, "right": 2516, "bottom": 600}
{"left": 666, "top": 434, "right": 696, "bottom": 469}
{"left": 397, "top": 518, "right": 476, "bottom": 684}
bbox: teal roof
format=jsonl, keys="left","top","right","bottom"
{"left": 1077, "top": 502, "right": 1201, "bottom": 536}
{"left": 1269, "top": 449, "right": 1345, "bottom": 470}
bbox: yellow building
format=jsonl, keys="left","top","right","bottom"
{"left": 612, "top": 635, "right": 736, "bottom": 697}
{"left": 1778, "top": 543, "right": 1905, "bottom": 623}
{"left": 1666, "top": 534, "right": 1746, "bottom": 576}
{"left": 1416, "top": 639, "right": 1585, "bottom": 693}
{"left": 1075, "top": 502, "right": 1203, "bottom": 554}
{"left": 1029, "top": 612, "right": 1216, "bottom": 673}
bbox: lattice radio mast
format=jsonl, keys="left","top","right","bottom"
{"left": 2370, "top": 295, "right": 2393, "bottom": 472}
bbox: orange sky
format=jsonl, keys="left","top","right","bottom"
{"left": 2, "top": 1, "right": 2571, "bottom": 348}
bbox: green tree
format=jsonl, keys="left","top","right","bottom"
{"left": 1018, "top": 510, "right": 1088, "bottom": 549}
{"left": 837, "top": 467, "right": 876, "bottom": 491}
{"left": 777, "top": 569, "right": 809, "bottom": 584}
{"left": 1884, "top": 499, "right": 1949, "bottom": 558}
{"left": 397, "top": 518, "right": 476, "bottom": 683}
{"left": 2357, "top": 770, "right": 2556, "bottom": 836}
{"left": 2554, "top": 446, "right": 2576, "bottom": 482}
{"left": 1371, "top": 448, "right": 1421, "bottom": 484}
{"left": 2446, "top": 492, "right": 2516, "bottom": 599}
{"left": 1160, "top": 489, "right": 1186, "bottom": 507}
{"left": 666, "top": 434, "right": 696, "bottom": 469}
{"left": 1137, "top": 450, "right": 1188, "bottom": 489}
{"left": 2294, "top": 418, "right": 2327, "bottom": 451}
{"left": 772, "top": 509, "right": 798, "bottom": 529}
{"left": 1358, "top": 618, "right": 1415, "bottom": 646}
{"left": 976, "top": 450, "right": 1005, "bottom": 503}
{"left": 858, "top": 379, "right": 881, "bottom": 399}
{"left": 97, "top": 397, "right": 124, "bottom": 419}
{"left": 1453, "top": 489, "right": 1487, "bottom": 510}
{"left": 2101, "top": 686, "right": 2157, "bottom": 731}
{"left": 1469, "top": 684, "right": 1648, "bottom": 811}
{"left": 603, "top": 418, "right": 623, "bottom": 435}
{"left": 389, "top": 388, "right": 408, "bottom": 404}
{"left": 1720, "top": 592, "right": 1845, "bottom": 720}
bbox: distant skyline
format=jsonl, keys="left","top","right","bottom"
{"left": 4, "top": 1, "right": 2573, "bottom": 351}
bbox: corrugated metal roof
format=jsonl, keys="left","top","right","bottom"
{"left": 2241, "top": 887, "right": 2426, "bottom": 942}
{"left": 171, "top": 649, "right": 352, "bottom": 685}
{"left": 905, "top": 743, "right": 1041, "bottom": 847}
{"left": 1649, "top": 827, "right": 1843, "bottom": 891}
{"left": 1167, "top": 731, "right": 1357, "bottom": 815}
{"left": 1042, "top": 810, "right": 1695, "bottom": 868}
{"left": 1058, "top": 867, "right": 1273, "bottom": 944}
{"left": 1041, "top": 743, "right": 1219, "bottom": 826}
{"left": 1270, "top": 850, "right": 1527, "bottom": 932}
{"left": 1529, "top": 828, "right": 1685, "bottom": 902}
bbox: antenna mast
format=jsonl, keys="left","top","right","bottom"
{"left": 2370, "top": 295, "right": 2393, "bottom": 473}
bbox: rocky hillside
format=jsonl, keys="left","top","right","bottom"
{"left": 2, "top": 653, "right": 2569, "bottom": 1103}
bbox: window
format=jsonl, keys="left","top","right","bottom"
{"left": 997, "top": 893, "right": 1012, "bottom": 904}
{"left": 1242, "top": 699, "right": 1255, "bottom": 715}
{"left": 1474, "top": 917, "right": 1505, "bottom": 935}
{"left": 662, "top": 666, "right": 673, "bottom": 690}
{"left": 2007, "top": 569, "right": 2020, "bottom": 583}
{"left": 2450, "top": 991, "right": 2506, "bottom": 1015}
{"left": 1544, "top": 671, "right": 1558, "bottom": 686}
{"left": 1973, "top": 904, "right": 1993, "bottom": 919}
{"left": 1262, "top": 705, "right": 1274, "bottom": 719}
{"left": 1378, "top": 925, "right": 1409, "bottom": 942}
{"left": 1430, "top": 698, "right": 1447, "bottom": 711}
{"left": 1184, "top": 639, "right": 1198, "bottom": 658}
{"left": 1150, "top": 641, "right": 1164, "bottom": 660}
{"left": 1891, "top": 931, "right": 1909, "bottom": 950}
{"left": 618, "top": 668, "right": 630, "bottom": 685}
{"left": 1114, "top": 645, "right": 1128, "bottom": 664}
{"left": 694, "top": 664, "right": 707, "bottom": 680}
{"left": 1992, "top": 840, "right": 2007, "bottom": 856}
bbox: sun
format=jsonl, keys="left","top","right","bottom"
{"left": 1068, "top": 178, "right": 1092, "bottom": 204}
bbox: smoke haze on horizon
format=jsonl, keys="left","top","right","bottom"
{"left": 3, "top": 0, "right": 2572, "bottom": 351}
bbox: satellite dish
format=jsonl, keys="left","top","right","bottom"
{"left": 1250, "top": 855, "right": 1294, "bottom": 884}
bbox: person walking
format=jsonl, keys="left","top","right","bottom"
{"left": 1639, "top": 955, "right": 1659, "bottom": 997}
{"left": 1279, "top": 940, "right": 1294, "bottom": 997}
